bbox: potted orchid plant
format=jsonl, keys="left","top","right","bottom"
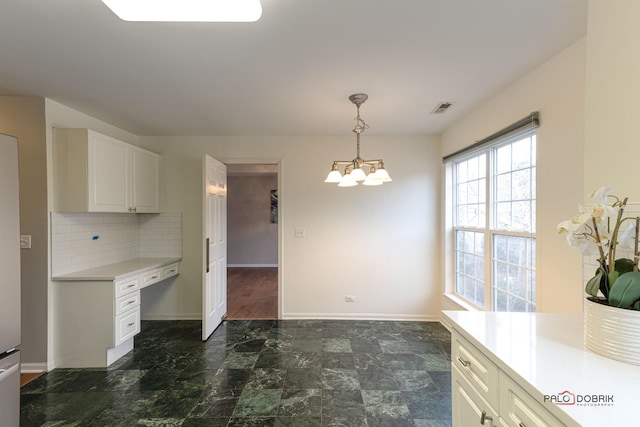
{"left": 558, "top": 187, "right": 640, "bottom": 310}
{"left": 558, "top": 187, "right": 640, "bottom": 365}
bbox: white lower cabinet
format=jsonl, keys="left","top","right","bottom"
{"left": 54, "top": 276, "right": 141, "bottom": 368}
{"left": 451, "top": 331, "right": 564, "bottom": 427}
{"left": 499, "top": 372, "right": 563, "bottom": 427}
{"left": 453, "top": 365, "right": 502, "bottom": 426}
{"left": 54, "top": 261, "right": 179, "bottom": 368}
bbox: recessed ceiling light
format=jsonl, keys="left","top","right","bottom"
{"left": 100, "top": 0, "right": 262, "bottom": 22}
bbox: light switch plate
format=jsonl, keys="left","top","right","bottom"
{"left": 20, "top": 235, "right": 31, "bottom": 249}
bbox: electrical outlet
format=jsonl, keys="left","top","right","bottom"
{"left": 20, "top": 235, "right": 31, "bottom": 249}
{"left": 295, "top": 228, "right": 306, "bottom": 238}
{"left": 345, "top": 295, "right": 356, "bottom": 303}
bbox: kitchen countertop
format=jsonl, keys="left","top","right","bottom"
{"left": 52, "top": 257, "right": 181, "bottom": 281}
{"left": 442, "top": 310, "right": 640, "bottom": 426}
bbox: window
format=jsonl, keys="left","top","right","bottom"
{"left": 447, "top": 120, "right": 537, "bottom": 312}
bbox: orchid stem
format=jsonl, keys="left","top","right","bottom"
{"left": 609, "top": 197, "right": 629, "bottom": 272}
{"left": 592, "top": 216, "right": 608, "bottom": 271}
{"left": 634, "top": 217, "right": 639, "bottom": 273}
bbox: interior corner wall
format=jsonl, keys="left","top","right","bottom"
{"left": 138, "top": 135, "right": 442, "bottom": 321}
{"left": 585, "top": 0, "right": 640, "bottom": 201}
{"left": 0, "top": 96, "right": 48, "bottom": 369}
{"left": 441, "top": 37, "right": 587, "bottom": 314}
{"left": 227, "top": 174, "right": 278, "bottom": 266}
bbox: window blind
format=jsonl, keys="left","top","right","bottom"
{"left": 442, "top": 111, "right": 539, "bottom": 163}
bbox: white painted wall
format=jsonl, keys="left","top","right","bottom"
{"left": 227, "top": 174, "right": 278, "bottom": 267}
{"left": 441, "top": 38, "right": 587, "bottom": 314}
{"left": 584, "top": 1, "right": 640, "bottom": 201}
{"left": 138, "top": 135, "right": 442, "bottom": 320}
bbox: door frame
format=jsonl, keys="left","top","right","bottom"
{"left": 224, "top": 158, "right": 282, "bottom": 320}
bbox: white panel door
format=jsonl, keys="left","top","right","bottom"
{"left": 203, "top": 155, "right": 227, "bottom": 340}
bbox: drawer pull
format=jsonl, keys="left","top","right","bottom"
{"left": 127, "top": 284, "right": 135, "bottom": 288}
{"left": 148, "top": 275, "right": 158, "bottom": 280}
{"left": 166, "top": 269, "right": 176, "bottom": 274}
{"left": 457, "top": 356, "right": 471, "bottom": 367}
{"left": 127, "top": 322, "right": 135, "bottom": 327}
{"left": 127, "top": 300, "right": 135, "bottom": 305}
{"left": 480, "top": 410, "right": 493, "bottom": 425}
{"left": 519, "top": 423, "right": 527, "bottom": 427}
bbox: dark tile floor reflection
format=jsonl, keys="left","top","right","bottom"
{"left": 20, "top": 320, "right": 452, "bottom": 426}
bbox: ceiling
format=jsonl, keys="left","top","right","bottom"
{"left": 0, "top": 0, "right": 587, "bottom": 137}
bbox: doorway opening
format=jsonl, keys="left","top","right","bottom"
{"left": 225, "top": 163, "right": 279, "bottom": 319}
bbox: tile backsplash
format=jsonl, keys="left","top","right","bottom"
{"left": 51, "top": 212, "right": 182, "bottom": 276}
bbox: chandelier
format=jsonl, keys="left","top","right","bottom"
{"left": 324, "top": 93, "right": 392, "bottom": 187}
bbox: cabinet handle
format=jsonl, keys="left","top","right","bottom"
{"left": 127, "top": 322, "right": 135, "bottom": 327}
{"left": 519, "top": 423, "right": 527, "bottom": 427}
{"left": 127, "top": 300, "right": 135, "bottom": 305}
{"left": 127, "top": 284, "right": 135, "bottom": 288}
{"left": 457, "top": 356, "right": 471, "bottom": 367}
{"left": 132, "top": 207, "right": 137, "bottom": 212}
{"left": 149, "top": 275, "right": 158, "bottom": 280}
{"left": 480, "top": 410, "right": 493, "bottom": 425}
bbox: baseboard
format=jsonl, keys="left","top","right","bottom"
{"left": 281, "top": 312, "right": 440, "bottom": 322}
{"left": 228, "top": 264, "right": 278, "bottom": 268}
{"left": 141, "top": 313, "right": 201, "bottom": 321}
{"left": 21, "top": 362, "right": 48, "bottom": 373}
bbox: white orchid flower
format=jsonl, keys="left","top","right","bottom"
{"left": 589, "top": 186, "right": 615, "bottom": 205}
{"left": 617, "top": 222, "right": 637, "bottom": 251}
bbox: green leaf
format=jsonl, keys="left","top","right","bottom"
{"left": 585, "top": 270, "right": 603, "bottom": 297}
{"left": 615, "top": 258, "right": 635, "bottom": 275}
{"left": 609, "top": 272, "right": 640, "bottom": 308}
{"left": 608, "top": 271, "right": 619, "bottom": 288}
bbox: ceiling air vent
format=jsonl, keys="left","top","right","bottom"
{"left": 431, "top": 102, "right": 454, "bottom": 114}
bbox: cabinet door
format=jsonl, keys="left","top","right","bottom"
{"left": 452, "top": 365, "right": 499, "bottom": 427}
{"left": 499, "top": 372, "right": 564, "bottom": 427}
{"left": 88, "top": 132, "right": 130, "bottom": 212}
{"left": 131, "top": 147, "right": 160, "bottom": 213}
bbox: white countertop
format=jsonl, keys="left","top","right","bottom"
{"left": 52, "top": 257, "right": 181, "bottom": 281}
{"left": 443, "top": 310, "right": 640, "bottom": 427}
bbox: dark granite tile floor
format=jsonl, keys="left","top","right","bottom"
{"left": 20, "top": 319, "right": 452, "bottom": 426}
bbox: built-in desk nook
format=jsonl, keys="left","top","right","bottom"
{"left": 53, "top": 258, "right": 180, "bottom": 368}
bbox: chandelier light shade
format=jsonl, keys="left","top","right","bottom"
{"left": 324, "top": 93, "right": 392, "bottom": 187}
{"left": 100, "top": 0, "right": 263, "bottom": 22}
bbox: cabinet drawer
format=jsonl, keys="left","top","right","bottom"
{"left": 499, "top": 372, "right": 564, "bottom": 427}
{"left": 115, "top": 307, "right": 140, "bottom": 347}
{"left": 452, "top": 331, "right": 499, "bottom": 409}
{"left": 141, "top": 268, "right": 163, "bottom": 288}
{"left": 163, "top": 263, "right": 179, "bottom": 279}
{"left": 115, "top": 290, "right": 140, "bottom": 316}
{"left": 115, "top": 277, "right": 140, "bottom": 298}
{"left": 452, "top": 364, "right": 499, "bottom": 427}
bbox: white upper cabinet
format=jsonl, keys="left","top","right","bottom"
{"left": 130, "top": 146, "right": 160, "bottom": 213}
{"left": 53, "top": 128, "right": 160, "bottom": 213}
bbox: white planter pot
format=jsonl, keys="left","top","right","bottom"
{"left": 584, "top": 297, "right": 640, "bottom": 365}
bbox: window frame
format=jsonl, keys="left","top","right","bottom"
{"left": 447, "top": 130, "right": 537, "bottom": 311}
